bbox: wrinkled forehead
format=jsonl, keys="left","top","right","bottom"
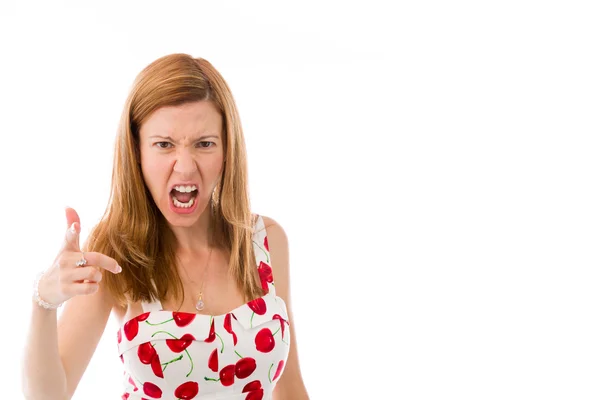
{"left": 139, "top": 101, "right": 223, "bottom": 142}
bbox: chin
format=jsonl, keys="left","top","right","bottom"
{"left": 162, "top": 196, "right": 209, "bottom": 226}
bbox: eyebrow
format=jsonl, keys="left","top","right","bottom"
{"left": 149, "top": 135, "right": 220, "bottom": 141}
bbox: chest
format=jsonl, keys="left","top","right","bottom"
{"left": 162, "top": 250, "right": 248, "bottom": 316}
{"left": 116, "top": 290, "right": 291, "bottom": 399}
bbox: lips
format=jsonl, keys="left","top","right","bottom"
{"left": 170, "top": 182, "right": 199, "bottom": 191}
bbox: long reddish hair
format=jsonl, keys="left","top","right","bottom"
{"left": 83, "top": 53, "right": 263, "bottom": 307}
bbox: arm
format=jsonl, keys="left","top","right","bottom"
{"left": 21, "top": 211, "right": 119, "bottom": 400}
{"left": 22, "top": 277, "right": 114, "bottom": 400}
{"left": 263, "top": 216, "right": 310, "bottom": 400}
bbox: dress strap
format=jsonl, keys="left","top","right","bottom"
{"left": 252, "top": 214, "right": 275, "bottom": 295}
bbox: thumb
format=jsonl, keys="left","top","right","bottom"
{"left": 65, "top": 206, "right": 81, "bottom": 251}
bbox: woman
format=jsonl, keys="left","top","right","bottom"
{"left": 22, "top": 53, "right": 309, "bottom": 400}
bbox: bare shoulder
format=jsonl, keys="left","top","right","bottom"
{"left": 261, "top": 215, "right": 288, "bottom": 243}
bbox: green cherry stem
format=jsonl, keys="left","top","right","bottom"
{"left": 216, "top": 332, "right": 225, "bottom": 353}
{"left": 163, "top": 354, "right": 184, "bottom": 365}
{"left": 146, "top": 318, "right": 174, "bottom": 326}
{"left": 151, "top": 330, "right": 177, "bottom": 339}
{"left": 162, "top": 354, "right": 184, "bottom": 371}
{"left": 272, "top": 327, "right": 281, "bottom": 337}
{"left": 282, "top": 338, "right": 289, "bottom": 345}
{"left": 235, "top": 350, "right": 244, "bottom": 359}
{"left": 150, "top": 331, "right": 194, "bottom": 377}
{"left": 185, "top": 349, "right": 194, "bottom": 377}
{"left": 268, "top": 362, "right": 274, "bottom": 383}
{"left": 204, "top": 377, "right": 220, "bottom": 382}
{"left": 250, "top": 312, "right": 255, "bottom": 328}
{"left": 252, "top": 240, "right": 270, "bottom": 262}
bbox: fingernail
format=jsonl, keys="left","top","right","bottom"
{"left": 116, "top": 264, "right": 122, "bottom": 273}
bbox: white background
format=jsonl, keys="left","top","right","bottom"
{"left": 1, "top": 1, "right": 599, "bottom": 399}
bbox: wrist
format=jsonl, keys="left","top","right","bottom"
{"left": 33, "top": 271, "right": 63, "bottom": 310}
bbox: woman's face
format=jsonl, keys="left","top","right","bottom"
{"left": 138, "top": 100, "right": 225, "bottom": 227}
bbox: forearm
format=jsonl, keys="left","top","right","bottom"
{"left": 22, "top": 299, "right": 68, "bottom": 400}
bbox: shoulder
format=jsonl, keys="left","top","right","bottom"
{"left": 260, "top": 215, "right": 287, "bottom": 239}
{"left": 257, "top": 215, "right": 289, "bottom": 257}
{"left": 252, "top": 214, "right": 288, "bottom": 244}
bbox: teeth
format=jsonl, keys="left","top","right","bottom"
{"left": 173, "top": 185, "right": 197, "bottom": 193}
{"left": 172, "top": 196, "right": 195, "bottom": 208}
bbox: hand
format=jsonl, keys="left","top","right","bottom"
{"left": 36, "top": 207, "right": 122, "bottom": 306}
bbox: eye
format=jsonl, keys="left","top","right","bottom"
{"left": 153, "top": 141, "right": 214, "bottom": 149}
{"left": 197, "top": 141, "right": 215, "bottom": 148}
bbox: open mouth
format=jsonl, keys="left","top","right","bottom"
{"left": 170, "top": 186, "right": 198, "bottom": 209}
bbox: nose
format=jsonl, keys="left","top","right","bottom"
{"left": 173, "top": 150, "right": 198, "bottom": 176}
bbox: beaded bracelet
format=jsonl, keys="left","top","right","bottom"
{"left": 33, "top": 271, "right": 63, "bottom": 310}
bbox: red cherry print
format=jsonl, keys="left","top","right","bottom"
{"left": 120, "top": 354, "right": 124, "bottom": 363}
{"left": 258, "top": 262, "right": 273, "bottom": 283}
{"left": 242, "top": 380, "right": 262, "bottom": 393}
{"left": 137, "top": 342, "right": 157, "bottom": 364}
{"left": 258, "top": 262, "right": 273, "bottom": 293}
{"left": 219, "top": 364, "right": 235, "bottom": 386}
{"left": 263, "top": 236, "right": 269, "bottom": 251}
{"left": 124, "top": 318, "right": 139, "bottom": 341}
{"left": 246, "top": 389, "right": 264, "bottom": 400}
{"left": 248, "top": 298, "right": 267, "bottom": 315}
{"left": 174, "top": 381, "right": 199, "bottom": 399}
{"left": 235, "top": 357, "right": 257, "bottom": 379}
{"left": 273, "top": 360, "right": 285, "bottom": 381}
{"left": 121, "top": 393, "right": 130, "bottom": 400}
{"left": 224, "top": 313, "right": 232, "bottom": 332}
{"left": 150, "top": 356, "right": 164, "bottom": 378}
{"left": 208, "top": 348, "right": 219, "bottom": 372}
{"left": 272, "top": 314, "right": 289, "bottom": 338}
{"left": 205, "top": 319, "right": 216, "bottom": 343}
{"left": 136, "top": 312, "right": 150, "bottom": 322}
{"left": 224, "top": 314, "right": 238, "bottom": 345}
{"left": 166, "top": 333, "right": 196, "bottom": 353}
{"left": 142, "top": 381, "right": 162, "bottom": 398}
{"left": 117, "top": 328, "right": 122, "bottom": 344}
{"left": 255, "top": 328, "right": 275, "bottom": 353}
{"left": 173, "top": 312, "right": 195, "bottom": 327}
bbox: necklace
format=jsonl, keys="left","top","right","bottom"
{"left": 194, "top": 245, "right": 213, "bottom": 311}
{"left": 180, "top": 227, "right": 214, "bottom": 312}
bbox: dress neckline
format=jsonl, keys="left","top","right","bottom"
{"left": 117, "top": 290, "right": 273, "bottom": 333}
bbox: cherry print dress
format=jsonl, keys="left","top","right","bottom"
{"left": 117, "top": 215, "right": 290, "bottom": 400}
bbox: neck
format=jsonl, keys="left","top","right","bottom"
{"left": 170, "top": 208, "right": 216, "bottom": 255}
